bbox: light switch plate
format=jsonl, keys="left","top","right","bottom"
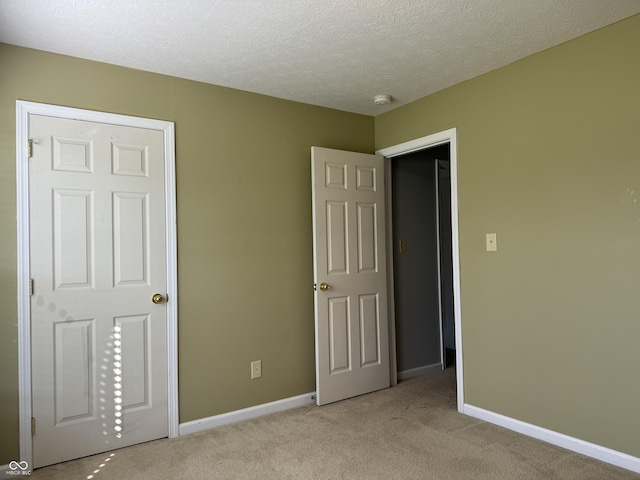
{"left": 251, "top": 360, "right": 262, "bottom": 379}
{"left": 486, "top": 233, "right": 497, "bottom": 252}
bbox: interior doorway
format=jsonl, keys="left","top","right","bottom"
{"left": 16, "top": 101, "right": 180, "bottom": 468}
{"left": 377, "top": 128, "right": 464, "bottom": 411}
{"left": 389, "top": 144, "right": 455, "bottom": 379}
{"left": 310, "top": 137, "right": 457, "bottom": 407}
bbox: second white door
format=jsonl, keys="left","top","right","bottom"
{"left": 311, "top": 146, "right": 390, "bottom": 405}
{"left": 29, "top": 114, "right": 169, "bottom": 467}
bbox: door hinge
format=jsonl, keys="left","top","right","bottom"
{"left": 29, "top": 279, "right": 34, "bottom": 296}
{"left": 31, "top": 417, "right": 36, "bottom": 435}
{"left": 28, "top": 139, "right": 33, "bottom": 158}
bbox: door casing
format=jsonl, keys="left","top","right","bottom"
{"left": 377, "top": 128, "right": 464, "bottom": 412}
{"left": 16, "top": 100, "right": 179, "bottom": 467}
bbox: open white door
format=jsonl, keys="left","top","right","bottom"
{"left": 311, "top": 146, "right": 390, "bottom": 405}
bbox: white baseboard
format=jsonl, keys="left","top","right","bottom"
{"left": 397, "top": 362, "right": 442, "bottom": 381}
{"left": 463, "top": 404, "right": 640, "bottom": 474}
{"left": 179, "top": 392, "right": 316, "bottom": 436}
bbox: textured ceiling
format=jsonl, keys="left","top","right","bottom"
{"left": 1, "top": 1, "right": 639, "bottom": 116}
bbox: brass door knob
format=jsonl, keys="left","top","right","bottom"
{"left": 152, "top": 293, "right": 166, "bottom": 304}
{"left": 319, "top": 282, "right": 330, "bottom": 292}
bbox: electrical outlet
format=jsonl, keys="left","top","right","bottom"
{"left": 399, "top": 239, "right": 407, "bottom": 253}
{"left": 251, "top": 360, "right": 262, "bottom": 379}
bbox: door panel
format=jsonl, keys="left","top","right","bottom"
{"left": 53, "top": 189, "right": 94, "bottom": 288}
{"left": 357, "top": 203, "right": 377, "bottom": 272}
{"left": 30, "top": 115, "right": 168, "bottom": 467}
{"left": 117, "top": 314, "right": 150, "bottom": 410}
{"left": 328, "top": 296, "right": 350, "bottom": 373}
{"left": 359, "top": 293, "right": 381, "bottom": 367}
{"left": 113, "top": 192, "right": 149, "bottom": 285}
{"left": 312, "top": 147, "right": 390, "bottom": 405}
{"left": 53, "top": 319, "right": 95, "bottom": 424}
{"left": 326, "top": 201, "right": 348, "bottom": 274}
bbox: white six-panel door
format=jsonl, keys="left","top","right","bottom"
{"left": 29, "top": 115, "right": 168, "bottom": 467}
{"left": 311, "top": 147, "right": 390, "bottom": 405}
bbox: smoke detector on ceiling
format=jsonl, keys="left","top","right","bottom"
{"left": 373, "top": 94, "right": 392, "bottom": 105}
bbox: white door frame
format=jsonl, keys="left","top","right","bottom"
{"left": 434, "top": 159, "right": 446, "bottom": 370}
{"left": 15, "top": 100, "right": 179, "bottom": 467}
{"left": 376, "top": 128, "right": 464, "bottom": 412}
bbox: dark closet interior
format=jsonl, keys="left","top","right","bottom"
{"left": 391, "top": 143, "right": 455, "bottom": 376}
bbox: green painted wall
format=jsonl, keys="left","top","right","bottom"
{"left": 0, "top": 43, "right": 374, "bottom": 463}
{"left": 377, "top": 14, "right": 640, "bottom": 457}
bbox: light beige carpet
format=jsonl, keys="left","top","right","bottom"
{"left": 32, "top": 368, "right": 639, "bottom": 479}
